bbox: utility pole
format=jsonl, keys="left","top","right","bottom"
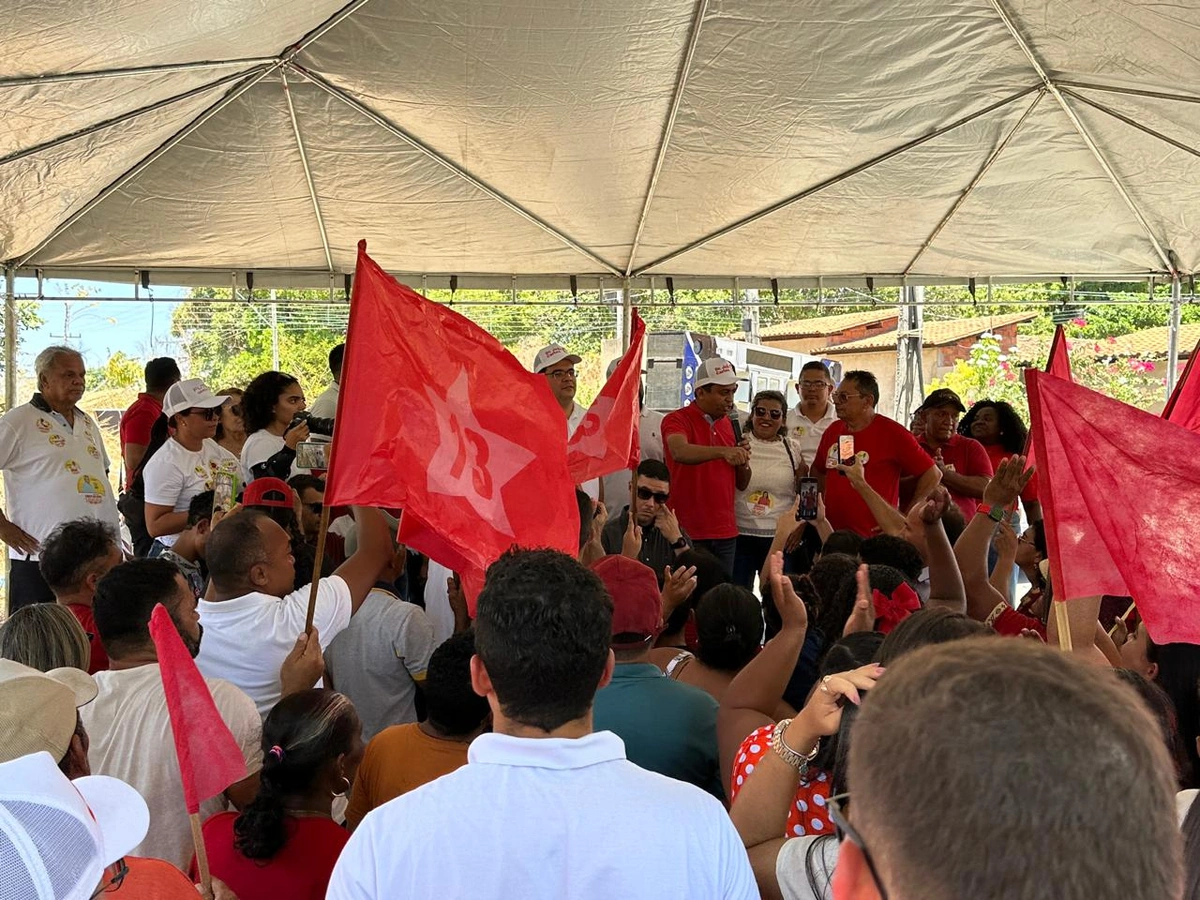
{"left": 270, "top": 289, "right": 280, "bottom": 371}
{"left": 51, "top": 301, "right": 82, "bottom": 346}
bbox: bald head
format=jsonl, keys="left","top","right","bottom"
{"left": 206, "top": 510, "right": 295, "bottom": 598}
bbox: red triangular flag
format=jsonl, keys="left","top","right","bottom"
{"left": 150, "top": 604, "right": 246, "bottom": 814}
{"left": 567, "top": 311, "right": 646, "bottom": 483}
{"left": 325, "top": 243, "right": 580, "bottom": 608}
{"left": 1162, "top": 336, "right": 1200, "bottom": 433}
{"left": 1026, "top": 370, "right": 1200, "bottom": 644}
{"left": 1044, "top": 324, "right": 1073, "bottom": 380}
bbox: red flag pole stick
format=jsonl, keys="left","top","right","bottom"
{"left": 304, "top": 500, "right": 333, "bottom": 635}
{"left": 190, "top": 812, "right": 214, "bottom": 900}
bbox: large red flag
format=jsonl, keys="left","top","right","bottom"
{"left": 325, "top": 242, "right": 580, "bottom": 603}
{"left": 1026, "top": 369, "right": 1200, "bottom": 644}
{"left": 1162, "top": 336, "right": 1200, "bottom": 434}
{"left": 567, "top": 311, "right": 645, "bottom": 483}
{"left": 150, "top": 604, "right": 246, "bottom": 814}
{"left": 1044, "top": 324, "right": 1072, "bottom": 379}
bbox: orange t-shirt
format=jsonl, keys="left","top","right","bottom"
{"left": 108, "top": 856, "right": 200, "bottom": 898}
{"left": 345, "top": 722, "right": 472, "bottom": 828}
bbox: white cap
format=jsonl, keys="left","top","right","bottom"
{"left": 0, "top": 751, "right": 150, "bottom": 900}
{"left": 695, "top": 358, "right": 738, "bottom": 388}
{"left": 162, "top": 378, "right": 228, "bottom": 418}
{"left": 532, "top": 344, "right": 582, "bottom": 374}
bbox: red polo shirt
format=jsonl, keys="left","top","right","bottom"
{"left": 813, "top": 414, "right": 934, "bottom": 536}
{"left": 120, "top": 393, "right": 162, "bottom": 488}
{"left": 916, "top": 433, "right": 993, "bottom": 520}
{"left": 661, "top": 402, "right": 738, "bottom": 540}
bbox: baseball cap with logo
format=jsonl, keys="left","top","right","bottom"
{"left": 0, "top": 750, "right": 150, "bottom": 900}
{"left": 591, "top": 555, "right": 663, "bottom": 649}
{"left": 917, "top": 388, "right": 967, "bottom": 414}
{"left": 532, "top": 344, "right": 583, "bottom": 374}
{"left": 694, "top": 358, "right": 739, "bottom": 389}
{"left": 0, "top": 659, "right": 97, "bottom": 765}
{"left": 242, "top": 477, "right": 294, "bottom": 509}
{"left": 162, "top": 378, "right": 229, "bottom": 418}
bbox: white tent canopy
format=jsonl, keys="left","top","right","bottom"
{"left": 2, "top": 0, "right": 1199, "bottom": 291}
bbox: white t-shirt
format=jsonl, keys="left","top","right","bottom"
{"left": 309, "top": 382, "right": 339, "bottom": 419}
{"left": 80, "top": 663, "right": 262, "bottom": 871}
{"left": 0, "top": 400, "right": 119, "bottom": 560}
{"left": 196, "top": 575, "right": 353, "bottom": 716}
{"left": 327, "top": 731, "right": 757, "bottom": 900}
{"left": 600, "top": 407, "right": 667, "bottom": 508}
{"left": 735, "top": 433, "right": 802, "bottom": 536}
{"left": 786, "top": 402, "right": 837, "bottom": 464}
{"left": 142, "top": 437, "right": 245, "bottom": 547}
{"left": 240, "top": 429, "right": 311, "bottom": 480}
{"left": 566, "top": 402, "right": 600, "bottom": 501}
{"left": 423, "top": 558, "right": 457, "bottom": 648}
{"left": 776, "top": 834, "right": 840, "bottom": 900}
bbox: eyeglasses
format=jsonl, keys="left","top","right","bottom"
{"left": 827, "top": 794, "right": 889, "bottom": 900}
{"left": 636, "top": 486, "right": 670, "bottom": 504}
{"left": 546, "top": 368, "right": 576, "bottom": 380}
{"left": 752, "top": 406, "right": 782, "bottom": 420}
{"left": 184, "top": 407, "right": 220, "bottom": 420}
{"left": 91, "top": 859, "right": 129, "bottom": 897}
{"left": 800, "top": 380, "right": 830, "bottom": 390}
{"left": 1017, "top": 534, "right": 1034, "bottom": 545}
{"left": 832, "top": 392, "right": 864, "bottom": 404}
{"left": 227, "top": 404, "right": 243, "bottom": 417}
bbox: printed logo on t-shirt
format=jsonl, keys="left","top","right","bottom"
{"left": 86, "top": 444, "right": 99, "bottom": 458}
{"left": 64, "top": 460, "right": 80, "bottom": 474}
{"left": 48, "top": 434, "right": 66, "bottom": 448}
{"left": 747, "top": 490, "right": 774, "bottom": 517}
{"left": 77, "top": 475, "right": 106, "bottom": 504}
{"left": 826, "top": 445, "right": 870, "bottom": 467}
{"left": 35, "top": 418, "right": 51, "bottom": 433}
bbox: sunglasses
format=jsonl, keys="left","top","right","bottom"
{"left": 753, "top": 406, "right": 782, "bottom": 420}
{"left": 184, "top": 407, "right": 220, "bottom": 420}
{"left": 636, "top": 486, "right": 670, "bottom": 504}
{"left": 828, "top": 793, "right": 889, "bottom": 900}
{"left": 91, "top": 859, "right": 129, "bottom": 897}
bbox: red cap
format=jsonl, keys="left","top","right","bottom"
{"left": 591, "top": 555, "right": 663, "bottom": 647}
{"left": 242, "top": 477, "right": 293, "bottom": 509}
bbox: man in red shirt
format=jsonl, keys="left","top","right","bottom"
{"left": 661, "top": 358, "right": 751, "bottom": 576}
{"left": 813, "top": 370, "right": 940, "bottom": 536}
{"left": 119, "top": 356, "right": 180, "bottom": 488}
{"left": 909, "top": 388, "right": 993, "bottom": 520}
{"left": 38, "top": 518, "right": 123, "bottom": 673}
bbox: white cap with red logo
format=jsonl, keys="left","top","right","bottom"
{"left": 695, "top": 358, "right": 739, "bottom": 388}
{"left": 532, "top": 344, "right": 582, "bottom": 374}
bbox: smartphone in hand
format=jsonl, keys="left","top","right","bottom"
{"left": 797, "top": 477, "right": 819, "bottom": 520}
{"left": 838, "top": 435, "right": 856, "bottom": 465}
{"left": 212, "top": 471, "right": 236, "bottom": 517}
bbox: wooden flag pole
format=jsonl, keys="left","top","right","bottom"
{"left": 304, "top": 501, "right": 333, "bottom": 635}
{"left": 1053, "top": 601, "right": 1073, "bottom": 652}
{"left": 190, "top": 812, "right": 214, "bottom": 900}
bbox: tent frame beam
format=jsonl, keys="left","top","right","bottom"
{"left": 987, "top": 0, "right": 1175, "bottom": 274}
{"left": 625, "top": 0, "right": 709, "bottom": 278}
{"left": 1168, "top": 275, "right": 1183, "bottom": 397}
{"left": 1055, "top": 81, "right": 1200, "bottom": 105}
{"left": 14, "top": 63, "right": 280, "bottom": 269}
{"left": 1059, "top": 88, "right": 1200, "bottom": 160}
{"left": 0, "top": 68, "right": 254, "bottom": 167}
{"left": 280, "top": 69, "right": 334, "bottom": 272}
{"left": 0, "top": 57, "right": 277, "bottom": 88}
{"left": 630, "top": 84, "right": 1041, "bottom": 276}
{"left": 4, "top": 266, "right": 14, "bottom": 412}
{"left": 283, "top": 0, "right": 378, "bottom": 61}
{"left": 288, "top": 62, "right": 624, "bottom": 277}
{"left": 904, "top": 89, "right": 1046, "bottom": 275}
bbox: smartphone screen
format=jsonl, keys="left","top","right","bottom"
{"left": 296, "top": 441, "right": 329, "bottom": 470}
{"left": 212, "top": 471, "right": 236, "bottom": 516}
{"left": 838, "top": 435, "right": 856, "bottom": 465}
{"left": 797, "top": 477, "right": 819, "bottom": 520}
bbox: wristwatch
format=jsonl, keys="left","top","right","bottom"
{"left": 976, "top": 503, "right": 1005, "bottom": 523}
{"left": 670, "top": 537, "right": 688, "bottom": 550}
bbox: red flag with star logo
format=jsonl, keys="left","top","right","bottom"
{"left": 325, "top": 242, "right": 580, "bottom": 606}
{"left": 567, "top": 311, "right": 645, "bottom": 483}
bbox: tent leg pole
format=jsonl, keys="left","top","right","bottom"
{"left": 1167, "top": 275, "right": 1183, "bottom": 398}
{"left": 4, "top": 266, "right": 15, "bottom": 413}
{"left": 621, "top": 279, "right": 633, "bottom": 352}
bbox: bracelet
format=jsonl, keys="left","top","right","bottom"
{"left": 771, "top": 718, "right": 820, "bottom": 777}
{"left": 976, "top": 503, "right": 1005, "bottom": 523}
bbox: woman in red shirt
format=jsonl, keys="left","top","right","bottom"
{"left": 958, "top": 400, "right": 1041, "bottom": 523}
{"left": 199, "top": 689, "right": 365, "bottom": 900}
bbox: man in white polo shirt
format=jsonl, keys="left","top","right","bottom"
{"left": 196, "top": 504, "right": 393, "bottom": 716}
{"left": 786, "top": 360, "right": 837, "bottom": 464}
{"left": 0, "top": 345, "right": 119, "bottom": 611}
{"left": 328, "top": 548, "right": 757, "bottom": 900}
{"left": 533, "top": 343, "right": 602, "bottom": 501}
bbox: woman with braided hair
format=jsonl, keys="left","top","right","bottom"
{"left": 198, "top": 689, "right": 364, "bottom": 900}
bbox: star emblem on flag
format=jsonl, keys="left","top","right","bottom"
{"left": 570, "top": 397, "right": 615, "bottom": 460}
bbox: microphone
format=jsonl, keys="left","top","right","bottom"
{"left": 730, "top": 417, "right": 743, "bottom": 444}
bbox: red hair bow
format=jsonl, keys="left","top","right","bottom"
{"left": 873, "top": 583, "right": 921, "bottom": 634}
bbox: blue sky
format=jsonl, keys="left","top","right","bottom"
{"left": 15, "top": 277, "right": 188, "bottom": 372}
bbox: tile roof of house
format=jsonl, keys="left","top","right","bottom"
{"left": 1013, "top": 323, "right": 1200, "bottom": 362}
{"left": 757, "top": 309, "right": 900, "bottom": 339}
{"left": 812, "top": 311, "right": 1039, "bottom": 354}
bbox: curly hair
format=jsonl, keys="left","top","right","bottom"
{"left": 241, "top": 371, "right": 300, "bottom": 435}
{"left": 958, "top": 400, "right": 1028, "bottom": 455}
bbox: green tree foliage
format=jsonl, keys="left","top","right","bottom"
{"left": 88, "top": 350, "right": 142, "bottom": 390}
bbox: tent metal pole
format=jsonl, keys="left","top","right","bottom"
{"left": 1054, "top": 81, "right": 1200, "bottom": 105}
{"left": 621, "top": 279, "right": 633, "bottom": 352}
{"left": 904, "top": 89, "right": 1045, "bottom": 275}
{"left": 625, "top": 0, "right": 709, "bottom": 277}
{"left": 893, "top": 284, "right": 925, "bottom": 421}
{"left": 1167, "top": 276, "right": 1183, "bottom": 398}
{"left": 4, "top": 266, "right": 15, "bottom": 412}
{"left": 15, "top": 64, "right": 277, "bottom": 269}
{"left": 0, "top": 58, "right": 277, "bottom": 88}
{"left": 631, "top": 84, "right": 1040, "bottom": 276}
{"left": 1060, "top": 89, "right": 1200, "bottom": 160}
{"left": 288, "top": 63, "right": 623, "bottom": 277}
{"left": 284, "top": 0, "right": 378, "bottom": 59}
{"left": 280, "top": 69, "right": 334, "bottom": 272}
{"left": 0, "top": 69, "right": 254, "bottom": 167}
{"left": 987, "top": 0, "right": 1174, "bottom": 273}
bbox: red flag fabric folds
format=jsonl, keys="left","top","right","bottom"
{"left": 325, "top": 243, "right": 580, "bottom": 603}
{"left": 567, "top": 312, "right": 646, "bottom": 483}
{"left": 1026, "top": 370, "right": 1200, "bottom": 644}
{"left": 1044, "top": 324, "right": 1072, "bottom": 379}
{"left": 1163, "top": 336, "right": 1200, "bottom": 434}
{"left": 150, "top": 604, "right": 246, "bottom": 815}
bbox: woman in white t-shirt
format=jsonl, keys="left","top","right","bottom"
{"left": 144, "top": 379, "right": 246, "bottom": 551}
{"left": 241, "top": 371, "right": 334, "bottom": 482}
{"left": 732, "top": 390, "right": 805, "bottom": 589}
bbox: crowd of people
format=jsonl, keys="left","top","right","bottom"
{"left": 0, "top": 339, "right": 1195, "bottom": 899}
